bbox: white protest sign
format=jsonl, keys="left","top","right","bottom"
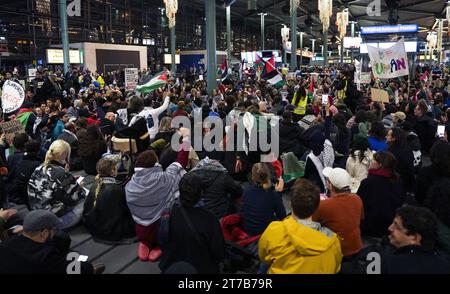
{"left": 367, "top": 38, "right": 409, "bottom": 79}
{"left": 360, "top": 72, "right": 371, "bottom": 84}
{"left": 1, "top": 80, "right": 25, "bottom": 113}
{"left": 124, "top": 68, "right": 139, "bottom": 91}
{"left": 28, "top": 68, "right": 37, "bottom": 82}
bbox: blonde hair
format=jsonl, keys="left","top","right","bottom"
{"left": 159, "top": 116, "right": 173, "bottom": 132}
{"left": 94, "top": 158, "right": 117, "bottom": 207}
{"left": 251, "top": 163, "right": 272, "bottom": 190}
{"left": 44, "top": 140, "right": 71, "bottom": 171}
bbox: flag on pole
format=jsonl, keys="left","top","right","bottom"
{"left": 265, "top": 55, "right": 276, "bottom": 74}
{"left": 263, "top": 70, "right": 284, "bottom": 88}
{"left": 217, "top": 59, "right": 228, "bottom": 81}
{"left": 136, "top": 71, "right": 168, "bottom": 93}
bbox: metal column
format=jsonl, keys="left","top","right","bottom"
{"left": 351, "top": 21, "right": 355, "bottom": 62}
{"left": 58, "top": 0, "right": 70, "bottom": 74}
{"left": 171, "top": 26, "right": 176, "bottom": 74}
{"left": 299, "top": 32, "right": 303, "bottom": 67}
{"left": 290, "top": 0, "right": 297, "bottom": 70}
{"left": 259, "top": 13, "right": 267, "bottom": 50}
{"left": 311, "top": 39, "right": 316, "bottom": 59}
{"left": 340, "top": 39, "right": 344, "bottom": 64}
{"left": 206, "top": 0, "right": 217, "bottom": 95}
{"left": 323, "top": 31, "right": 328, "bottom": 66}
{"left": 227, "top": 6, "right": 232, "bottom": 61}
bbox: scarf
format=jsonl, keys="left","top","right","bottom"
{"left": 368, "top": 168, "right": 392, "bottom": 179}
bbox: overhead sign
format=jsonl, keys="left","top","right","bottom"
{"left": 1, "top": 80, "right": 25, "bottom": 113}
{"left": 124, "top": 68, "right": 139, "bottom": 91}
{"left": 164, "top": 54, "right": 180, "bottom": 65}
{"left": 367, "top": 39, "right": 409, "bottom": 79}
{"left": 361, "top": 24, "right": 418, "bottom": 35}
{"left": 46, "top": 49, "right": 81, "bottom": 64}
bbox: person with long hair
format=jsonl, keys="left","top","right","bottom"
{"left": 28, "top": 140, "right": 85, "bottom": 230}
{"left": 83, "top": 157, "right": 135, "bottom": 242}
{"left": 357, "top": 151, "right": 405, "bottom": 237}
{"left": 242, "top": 163, "right": 286, "bottom": 236}
{"left": 386, "top": 127, "right": 415, "bottom": 193}
{"left": 78, "top": 125, "right": 108, "bottom": 175}
{"left": 346, "top": 135, "right": 373, "bottom": 193}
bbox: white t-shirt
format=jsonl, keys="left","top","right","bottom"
{"left": 138, "top": 96, "right": 170, "bottom": 139}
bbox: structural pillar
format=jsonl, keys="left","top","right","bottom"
{"left": 205, "top": 0, "right": 217, "bottom": 95}
{"left": 323, "top": 31, "right": 328, "bottom": 66}
{"left": 311, "top": 39, "right": 316, "bottom": 60}
{"left": 170, "top": 26, "right": 176, "bottom": 74}
{"left": 350, "top": 21, "right": 356, "bottom": 62}
{"left": 340, "top": 39, "right": 344, "bottom": 64}
{"left": 58, "top": 0, "right": 70, "bottom": 74}
{"left": 290, "top": 0, "right": 297, "bottom": 69}
{"left": 227, "top": 6, "right": 232, "bottom": 61}
{"left": 299, "top": 32, "right": 303, "bottom": 66}
{"left": 259, "top": 13, "right": 267, "bottom": 50}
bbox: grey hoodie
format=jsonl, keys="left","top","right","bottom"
{"left": 125, "top": 162, "right": 186, "bottom": 226}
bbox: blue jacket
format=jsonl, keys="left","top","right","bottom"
{"left": 52, "top": 120, "right": 65, "bottom": 142}
{"left": 368, "top": 136, "right": 387, "bottom": 152}
{"left": 242, "top": 184, "right": 286, "bottom": 236}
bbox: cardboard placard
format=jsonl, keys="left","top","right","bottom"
{"left": 124, "top": 68, "right": 139, "bottom": 91}
{"left": 0, "top": 120, "right": 26, "bottom": 142}
{"left": 371, "top": 88, "right": 389, "bottom": 103}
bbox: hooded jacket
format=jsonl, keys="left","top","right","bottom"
{"left": 258, "top": 215, "right": 343, "bottom": 274}
{"left": 125, "top": 162, "right": 186, "bottom": 227}
{"left": 189, "top": 158, "right": 242, "bottom": 219}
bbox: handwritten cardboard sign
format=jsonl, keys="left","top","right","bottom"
{"left": 371, "top": 88, "right": 389, "bottom": 103}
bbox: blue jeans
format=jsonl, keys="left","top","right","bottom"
{"left": 58, "top": 201, "right": 85, "bottom": 230}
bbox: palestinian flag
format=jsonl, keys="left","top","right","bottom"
{"left": 136, "top": 71, "right": 168, "bottom": 93}
{"left": 217, "top": 59, "right": 228, "bottom": 81}
{"left": 263, "top": 70, "right": 284, "bottom": 88}
{"left": 265, "top": 56, "right": 276, "bottom": 74}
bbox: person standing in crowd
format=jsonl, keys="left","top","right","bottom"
{"left": 278, "top": 111, "right": 306, "bottom": 159}
{"left": 83, "top": 158, "right": 135, "bottom": 243}
{"left": 313, "top": 167, "right": 364, "bottom": 259}
{"left": 159, "top": 173, "right": 225, "bottom": 274}
{"left": 259, "top": 179, "right": 342, "bottom": 274}
{"left": 414, "top": 99, "right": 437, "bottom": 154}
{"left": 386, "top": 127, "right": 415, "bottom": 193}
{"left": 28, "top": 140, "right": 85, "bottom": 230}
{"left": 242, "top": 163, "right": 286, "bottom": 237}
{"left": 357, "top": 151, "right": 405, "bottom": 238}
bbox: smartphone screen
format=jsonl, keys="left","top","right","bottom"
{"left": 322, "top": 94, "right": 328, "bottom": 105}
{"left": 437, "top": 125, "right": 445, "bottom": 138}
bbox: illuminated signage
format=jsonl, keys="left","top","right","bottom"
{"left": 46, "top": 49, "right": 81, "bottom": 64}
{"left": 361, "top": 24, "right": 418, "bottom": 35}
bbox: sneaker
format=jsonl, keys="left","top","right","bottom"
{"left": 148, "top": 247, "right": 162, "bottom": 262}
{"left": 138, "top": 242, "right": 150, "bottom": 261}
{"left": 93, "top": 263, "right": 106, "bottom": 274}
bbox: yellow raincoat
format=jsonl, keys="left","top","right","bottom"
{"left": 258, "top": 215, "right": 343, "bottom": 274}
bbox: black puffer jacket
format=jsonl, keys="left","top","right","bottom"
{"left": 189, "top": 159, "right": 242, "bottom": 219}
{"left": 7, "top": 153, "right": 41, "bottom": 206}
{"left": 414, "top": 115, "right": 437, "bottom": 154}
{"left": 279, "top": 119, "right": 306, "bottom": 158}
